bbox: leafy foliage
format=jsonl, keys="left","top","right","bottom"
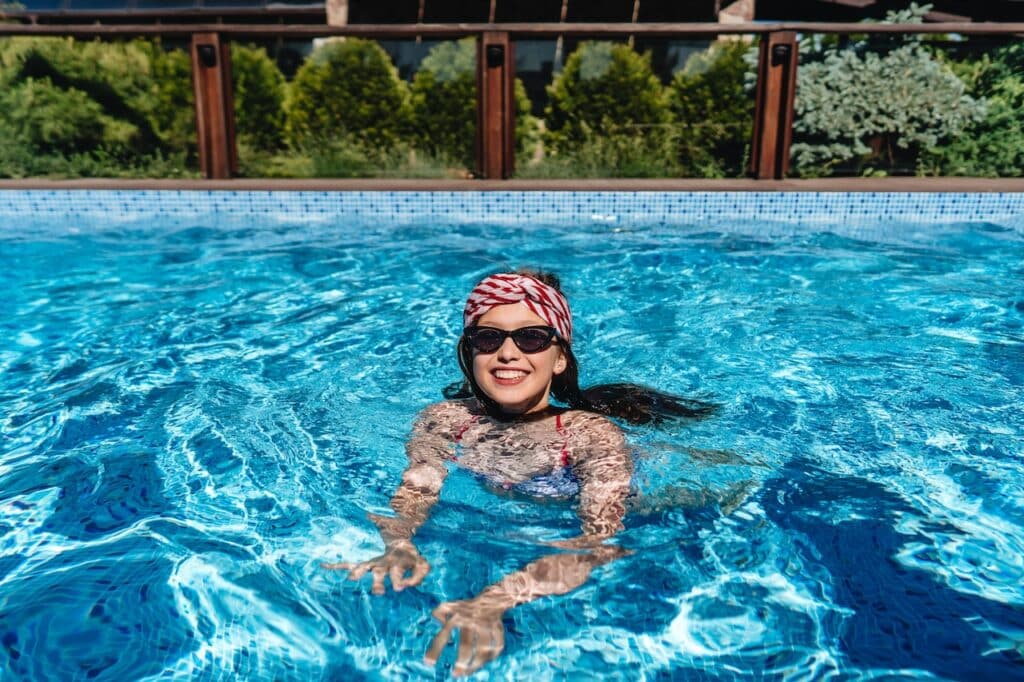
{"left": 410, "top": 38, "right": 537, "bottom": 171}
{"left": 0, "top": 37, "right": 195, "bottom": 177}
{"left": 1, "top": 38, "right": 164, "bottom": 154}
{"left": 231, "top": 43, "right": 286, "bottom": 152}
{"left": 544, "top": 41, "right": 670, "bottom": 156}
{"left": 668, "top": 40, "right": 755, "bottom": 178}
{"left": 285, "top": 38, "right": 411, "bottom": 151}
{"left": 410, "top": 40, "right": 476, "bottom": 169}
{"left": 517, "top": 126, "right": 679, "bottom": 178}
{"left": 918, "top": 42, "right": 1024, "bottom": 177}
{"left": 791, "top": 4, "right": 985, "bottom": 176}
{"left": 142, "top": 41, "right": 194, "bottom": 156}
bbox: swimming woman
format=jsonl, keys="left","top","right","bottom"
{"left": 323, "top": 270, "right": 714, "bottom": 676}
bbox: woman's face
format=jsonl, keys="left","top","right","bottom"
{"left": 471, "top": 303, "right": 567, "bottom": 415}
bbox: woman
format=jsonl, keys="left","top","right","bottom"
{"left": 324, "top": 270, "right": 714, "bottom": 676}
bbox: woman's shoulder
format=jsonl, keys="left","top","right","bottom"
{"left": 561, "top": 409, "right": 625, "bottom": 438}
{"left": 415, "top": 399, "right": 478, "bottom": 433}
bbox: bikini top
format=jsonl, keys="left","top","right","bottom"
{"left": 452, "top": 412, "right": 571, "bottom": 468}
{"left": 449, "top": 412, "right": 579, "bottom": 497}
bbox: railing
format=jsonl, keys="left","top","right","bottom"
{"left": 2, "top": 20, "right": 1023, "bottom": 180}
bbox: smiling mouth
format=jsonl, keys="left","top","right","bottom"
{"left": 492, "top": 369, "right": 528, "bottom": 386}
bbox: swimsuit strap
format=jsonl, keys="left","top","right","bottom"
{"left": 555, "top": 413, "right": 570, "bottom": 467}
{"left": 453, "top": 413, "right": 569, "bottom": 467}
{"left": 454, "top": 415, "right": 480, "bottom": 443}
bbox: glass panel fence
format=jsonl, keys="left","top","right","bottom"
{"left": 0, "top": 35, "right": 197, "bottom": 179}
{"left": 513, "top": 36, "right": 759, "bottom": 179}
{"left": 2, "top": 26, "right": 1020, "bottom": 180}
{"left": 234, "top": 37, "right": 478, "bottom": 179}
{"left": 792, "top": 28, "right": 1024, "bottom": 178}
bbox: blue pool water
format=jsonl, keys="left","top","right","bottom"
{"left": 1, "top": 198, "right": 1023, "bottom": 680}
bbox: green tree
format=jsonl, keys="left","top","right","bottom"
{"left": 410, "top": 39, "right": 476, "bottom": 168}
{"left": 410, "top": 38, "right": 537, "bottom": 170}
{"left": 0, "top": 77, "right": 107, "bottom": 153}
{"left": 919, "top": 42, "right": 1024, "bottom": 176}
{"left": 668, "top": 39, "right": 755, "bottom": 178}
{"left": 0, "top": 37, "right": 165, "bottom": 155}
{"left": 142, "top": 41, "right": 194, "bottom": 155}
{"left": 231, "top": 43, "right": 286, "bottom": 152}
{"left": 0, "top": 37, "right": 195, "bottom": 177}
{"left": 544, "top": 41, "right": 670, "bottom": 155}
{"left": 285, "top": 38, "right": 411, "bottom": 151}
{"left": 791, "top": 4, "right": 985, "bottom": 176}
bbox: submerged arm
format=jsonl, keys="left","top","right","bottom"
{"left": 571, "top": 414, "right": 633, "bottom": 541}
{"left": 323, "top": 403, "right": 456, "bottom": 593}
{"left": 371, "top": 420, "right": 452, "bottom": 544}
{"left": 425, "top": 414, "right": 632, "bottom": 675}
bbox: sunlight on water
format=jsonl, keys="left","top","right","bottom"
{"left": 1, "top": 212, "right": 1022, "bottom": 679}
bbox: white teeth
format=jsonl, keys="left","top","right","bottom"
{"left": 495, "top": 370, "right": 527, "bottom": 379}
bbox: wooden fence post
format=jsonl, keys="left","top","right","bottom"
{"left": 476, "top": 31, "right": 515, "bottom": 179}
{"left": 191, "top": 32, "right": 238, "bottom": 180}
{"left": 750, "top": 30, "right": 798, "bottom": 180}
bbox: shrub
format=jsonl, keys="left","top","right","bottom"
{"left": 0, "top": 37, "right": 165, "bottom": 155}
{"left": 0, "top": 37, "right": 198, "bottom": 177}
{"left": 0, "top": 77, "right": 107, "bottom": 153}
{"left": 668, "top": 39, "right": 755, "bottom": 178}
{"left": 791, "top": 4, "right": 985, "bottom": 176}
{"left": 918, "top": 43, "right": 1024, "bottom": 177}
{"left": 231, "top": 43, "right": 286, "bottom": 152}
{"left": 410, "top": 38, "right": 537, "bottom": 171}
{"left": 142, "top": 42, "right": 194, "bottom": 155}
{"left": 516, "top": 128, "right": 679, "bottom": 178}
{"left": 285, "top": 38, "right": 411, "bottom": 151}
{"left": 410, "top": 39, "right": 476, "bottom": 168}
{"left": 544, "top": 41, "right": 670, "bottom": 156}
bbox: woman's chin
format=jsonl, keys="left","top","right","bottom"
{"left": 482, "top": 389, "right": 546, "bottom": 415}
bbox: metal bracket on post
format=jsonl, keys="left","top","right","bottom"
{"left": 750, "top": 31, "right": 798, "bottom": 180}
{"left": 476, "top": 31, "right": 515, "bottom": 179}
{"left": 191, "top": 32, "right": 238, "bottom": 180}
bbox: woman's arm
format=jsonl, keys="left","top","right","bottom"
{"left": 372, "top": 406, "right": 454, "bottom": 544}
{"left": 424, "top": 413, "right": 632, "bottom": 675}
{"left": 570, "top": 414, "right": 633, "bottom": 541}
{"left": 323, "top": 402, "right": 459, "bottom": 593}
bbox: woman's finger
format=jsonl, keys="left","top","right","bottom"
{"left": 424, "top": 616, "right": 456, "bottom": 665}
{"left": 476, "top": 622, "right": 504, "bottom": 665}
{"left": 320, "top": 561, "right": 353, "bottom": 571}
{"left": 407, "top": 559, "right": 430, "bottom": 587}
{"left": 371, "top": 566, "right": 387, "bottom": 595}
{"left": 347, "top": 562, "right": 372, "bottom": 581}
{"left": 453, "top": 623, "right": 476, "bottom": 677}
{"left": 389, "top": 563, "right": 408, "bottom": 591}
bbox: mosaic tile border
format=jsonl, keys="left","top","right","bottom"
{"left": 1, "top": 190, "right": 1022, "bottom": 232}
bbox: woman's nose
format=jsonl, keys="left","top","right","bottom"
{"left": 496, "top": 335, "right": 520, "bottom": 360}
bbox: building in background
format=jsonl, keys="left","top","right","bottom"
{"left": 5, "top": 0, "right": 1022, "bottom": 109}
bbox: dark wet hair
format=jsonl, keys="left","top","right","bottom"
{"left": 443, "top": 269, "right": 717, "bottom": 425}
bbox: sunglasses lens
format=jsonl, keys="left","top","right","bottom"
{"left": 513, "top": 328, "right": 554, "bottom": 352}
{"left": 468, "top": 328, "right": 503, "bottom": 353}
{"left": 466, "top": 326, "right": 557, "bottom": 354}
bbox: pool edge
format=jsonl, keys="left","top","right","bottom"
{"left": 2, "top": 178, "right": 1024, "bottom": 193}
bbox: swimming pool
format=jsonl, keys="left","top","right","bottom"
{"left": 1, "top": 191, "right": 1022, "bottom": 680}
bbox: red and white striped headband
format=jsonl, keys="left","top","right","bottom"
{"left": 463, "top": 273, "right": 573, "bottom": 344}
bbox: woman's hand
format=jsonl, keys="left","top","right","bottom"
{"left": 424, "top": 597, "right": 508, "bottom": 677}
{"left": 321, "top": 540, "right": 430, "bottom": 595}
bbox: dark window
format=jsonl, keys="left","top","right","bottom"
{"left": 565, "top": 0, "right": 632, "bottom": 22}
{"left": 638, "top": 2, "right": 717, "bottom": 22}
{"left": 494, "top": 0, "right": 563, "bottom": 22}
{"left": 422, "top": 0, "right": 490, "bottom": 22}
{"left": 349, "top": 0, "right": 419, "bottom": 22}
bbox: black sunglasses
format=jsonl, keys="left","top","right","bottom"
{"left": 464, "top": 325, "right": 559, "bottom": 354}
